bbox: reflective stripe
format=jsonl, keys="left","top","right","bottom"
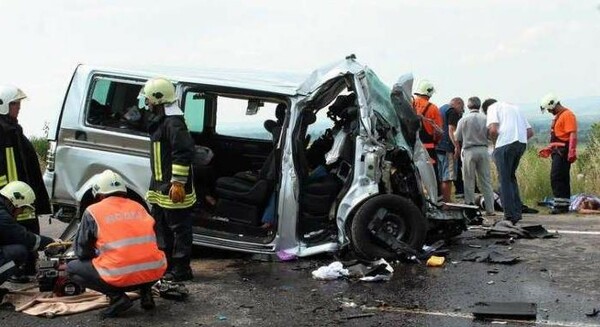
{"left": 0, "top": 175, "right": 7, "bottom": 187}
{"left": 153, "top": 142, "right": 162, "bottom": 181}
{"left": 16, "top": 211, "right": 36, "bottom": 221}
{"left": 98, "top": 235, "right": 157, "bottom": 253}
{"left": 0, "top": 260, "right": 16, "bottom": 274}
{"left": 5, "top": 147, "right": 18, "bottom": 182}
{"left": 96, "top": 258, "right": 167, "bottom": 277}
{"left": 172, "top": 164, "right": 189, "bottom": 177}
{"left": 146, "top": 189, "right": 197, "bottom": 209}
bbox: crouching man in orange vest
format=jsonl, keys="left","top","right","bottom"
{"left": 67, "top": 170, "right": 167, "bottom": 319}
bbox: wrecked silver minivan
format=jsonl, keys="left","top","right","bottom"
{"left": 44, "top": 56, "right": 475, "bottom": 260}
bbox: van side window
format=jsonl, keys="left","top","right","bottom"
{"left": 86, "top": 77, "right": 146, "bottom": 134}
{"left": 215, "top": 96, "right": 278, "bottom": 140}
{"left": 183, "top": 92, "right": 205, "bottom": 133}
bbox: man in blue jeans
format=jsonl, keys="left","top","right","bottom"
{"left": 483, "top": 99, "right": 533, "bottom": 224}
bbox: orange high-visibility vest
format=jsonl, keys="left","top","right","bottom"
{"left": 89, "top": 197, "right": 167, "bottom": 287}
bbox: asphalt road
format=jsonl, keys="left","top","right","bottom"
{"left": 2, "top": 213, "right": 600, "bottom": 327}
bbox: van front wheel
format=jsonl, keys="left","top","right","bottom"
{"left": 350, "top": 195, "right": 427, "bottom": 260}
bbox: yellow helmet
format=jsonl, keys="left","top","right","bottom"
{"left": 91, "top": 170, "right": 127, "bottom": 197}
{"left": 140, "top": 78, "right": 177, "bottom": 106}
{"left": 0, "top": 85, "right": 27, "bottom": 115}
{"left": 0, "top": 181, "right": 36, "bottom": 210}
{"left": 415, "top": 80, "right": 435, "bottom": 98}
{"left": 540, "top": 93, "right": 560, "bottom": 113}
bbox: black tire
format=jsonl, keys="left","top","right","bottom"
{"left": 350, "top": 194, "right": 427, "bottom": 260}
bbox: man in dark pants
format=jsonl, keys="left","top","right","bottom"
{"left": 67, "top": 170, "right": 167, "bottom": 318}
{"left": 0, "top": 85, "right": 52, "bottom": 282}
{"left": 484, "top": 99, "right": 533, "bottom": 224}
{"left": 538, "top": 93, "right": 578, "bottom": 214}
{"left": 1, "top": 181, "right": 55, "bottom": 292}
{"left": 139, "top": 78, "right": 196, "bottom": 282}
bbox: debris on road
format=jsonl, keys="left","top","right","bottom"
{"left": 480, "top": 221, "right": 557, "bottom": 239}
{"left": 471, "top": 301, "right": 537, "bottom": 321}
{"left": 462, "top": 248, "right": 520, "bottom": 264}
{"left": 311, "top": 262, "right": 349, "bottom": 280}
{"left": 276, "top": 250, "right": 297, "bottom": 262}
{"left": 586, "top": 308, "right": 600, "bottom": 317}
{"left": 346, "top": 259, "right": 394, "bottom": 282}
{"left": 343, "top": 313, "right": 375, "bottom": 320}
{"left": 426, "top": 256, "right": 445, "bottom": 267}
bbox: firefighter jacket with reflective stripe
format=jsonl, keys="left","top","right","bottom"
{"left": 85, "top": 196, "right": 167, "bottom": 287}
{"left": 0, "top": 116, "right": 51, "bottom": 219}
{"left": 0, "top": 200, "right": 53, "bottom": 251}
{"left": 146, "top": 114, "right": 196, "bottom": 209}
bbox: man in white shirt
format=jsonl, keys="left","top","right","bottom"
{"left": 483, "top": 99, "right": 533, "bottom": 224}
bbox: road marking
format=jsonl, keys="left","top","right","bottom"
{"left": 364, "top": 307, "right": 600, "bottom": 327}
{"left": 550, "top": 230, "right": 600, "bottom": 235}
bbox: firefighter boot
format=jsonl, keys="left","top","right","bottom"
{"left": 100, "top": 293, "right": 133, "bottom": 319}
{"left": 140, "top": 285, "right": 155, "bottom": 310}
{"left": 164, "top": 258, "right": 193, "bottom": 282}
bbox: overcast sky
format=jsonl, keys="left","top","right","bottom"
{"left": 1, "top": 0, "right": 599, "bottom": 136}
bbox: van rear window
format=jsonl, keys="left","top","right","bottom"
{"left": 215, "top": 96, "right": 280, "bottom": 140}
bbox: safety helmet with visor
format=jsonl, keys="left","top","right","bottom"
{"left": 415, "top": 80, "right": 435, "bottom": 98}
{"left": 138, "top": 78, "right": 177, "bottom": 109}
{"left": 91, "top": 170, "right": 127, "bottom": 198}
{"left": 540, "top": 93, "right": 560, "bottom": 113}
{"left": 0, "top": 85, "right": 27, "bottom": 115}
{"left": 0, "top": 181, "right": 36, "bottom": 211}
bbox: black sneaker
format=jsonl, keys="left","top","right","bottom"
{"left": 140, "top": 287, "right": 155, "bottom": 310}
{"left": 100, "top": 294, "right": 133, "bottom": 319}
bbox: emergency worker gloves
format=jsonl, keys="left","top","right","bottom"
{"left": 169, "top": 181, "right": 186, "bottom": 203}
{"left": 568, "top": 133, "right": 577, "bottom": 163}
{"left": 538, "top": 147, "right": 552, "bottom": 159}
{"left": 567, "top": 145, "right": 577, "bottom": 163}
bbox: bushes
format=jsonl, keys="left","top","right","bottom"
{"left": 515, "top": 147, "right": 553, "bottom": 205}
{"left": 29, "top": 136, "right": 49, "bottom": 169}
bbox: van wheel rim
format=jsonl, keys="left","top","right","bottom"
{"left": 376, "top": 209, "right": 407, "bottom": 240}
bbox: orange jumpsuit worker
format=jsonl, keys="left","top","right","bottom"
{"left": 413, "top": 80, "right": 443, "bottom": 182}
{"left": 538, "top": 93, "right": 578, "bottom": 214}
{"left": 67, "top": 170, "right": 167, "bottom": 318}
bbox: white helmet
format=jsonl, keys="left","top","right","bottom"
{"left": 91, "top": 170, "right": 127, "bottom": 197}
{"left": 0, "top": 181, "right": 36, "bottom": 210}
{"left": 139, "top": 78, "right": 177, "bottom": 107}
{"left": 0, "top": 85, "right": 27, "bottom": 115}
{"left": 415, "top": 80, "right": 435, "bottom": 98}
{"left": 540, "top": 93, "right": 560, "bottom": 113}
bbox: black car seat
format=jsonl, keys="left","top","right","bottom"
{"left": 213, "top": 104, "right": 286, "bottom": 225}
{"left": 294, "top": 110, "right": 343, "bottom": 235}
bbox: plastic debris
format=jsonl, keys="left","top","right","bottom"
{"left": 311, "top": 262, "right": 349, "bottom": 280}
{"left": 426, "top": 256, "right": 445, "bottom": 267}
{"left": 276, "top": 250, "right": 297, "bottom": 262}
